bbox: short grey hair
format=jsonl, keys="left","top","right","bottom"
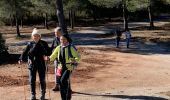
{"left": 32, "top": 28, "right": 41, "bottom": 37}
{"left": 54, "top": 27, "right": 61, "bottom": 33}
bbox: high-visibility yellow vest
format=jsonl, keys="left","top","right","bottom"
{"left": 50, "top": 45, "right": 80, "bottom": 70}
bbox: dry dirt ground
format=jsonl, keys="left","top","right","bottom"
{"left": 1, "top": 22, "right": 170, "bottom": 100}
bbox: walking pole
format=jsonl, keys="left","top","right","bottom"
{"left": 45, "top": 60, "right": 51, "bottom": 100}
{"left": 20, "top": 65, "right": 27, "bottom": 100}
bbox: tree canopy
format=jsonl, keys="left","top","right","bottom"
{"left": 89, "top": 0, "right": 121, "bottom": 8}
{"left": 0, "top": 0, "right": 169, "bottom": 31}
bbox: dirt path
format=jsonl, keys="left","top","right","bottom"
{"left": 1, "top": 46, "right": 170, "bottom": 100}
{"left": 71, "top": 47, "right": 170, "bottom": 100}
{"left": 1, "top": 22, "right": 170, "bottom": 100}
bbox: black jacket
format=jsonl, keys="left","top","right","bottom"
{"left": 19, "top": 40, "right": 51, "bottom": 62}
{"left": 115, "top": 30, "right": 122, "bottom": 37}
{"left": 51, "top": 37, "right": 60, "bottom": 51}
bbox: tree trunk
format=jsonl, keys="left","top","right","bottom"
{"left": 92, "top": 6, "right": 97, "bottom": 22}
{"left": 15, "top": 15, "right": 20, "bottom": 37}
{"left": 14, "top": 0, "right": 20, "bottom": 37}
{"left": 56, "top": 0, "right": 68, "bottom": 35}
{"left": 122, "top": 0, "right": 128, "bottom": 31}
{"left": 10, "top": 18, "right": 13, "bottom": 27}
{"left": 44, "top": 13, "right": 49, "bottom": 29}
{"left": 148, "top": 0, "right": 154, "bottom": 29}
{"left": 69, "top": 11, "right": 71, "bottom": 27}
{"left": 20, "top": 16, "right": 23, "bottom": 28}
{"left": 70, "top": 9, "right": 75, "bottom": 29}
{"left": 74, "top": 11, "right": 76, "bottom": 27}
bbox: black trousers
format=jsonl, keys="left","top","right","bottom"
{"left": 29, "top": 61, "right": 46, "bottom": 96}
{"left": 59, "top": 70, "right": 72, "bottom": 100}
{"left": 116, "top": 37, "right": 120, "bottom": 48}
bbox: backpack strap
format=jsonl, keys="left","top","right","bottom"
{"left": 68, "top": 44, "right": 73, "bottom": 58}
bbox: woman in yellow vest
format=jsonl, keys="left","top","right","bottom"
{"left": 50, "top": 34, "right": 80, "bottom": 100}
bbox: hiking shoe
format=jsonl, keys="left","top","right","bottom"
{"left": 52, "top": 84, "right": 59, "bottom": 91}
{"left": 30, "top": 95, "right": 36, "bottom": 100}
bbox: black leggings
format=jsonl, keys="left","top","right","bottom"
{"left": 59, "top": 70, "right": 72, "bottom": 100}
{"left": 29, "top": 63, "right": 46, "bottom": 95}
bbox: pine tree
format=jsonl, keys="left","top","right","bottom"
{"left": 56, "top": 0, "right": 68, "bottom": 35}
{"left": 0, "top": 0, "right": 32, "bottom": 37}
{"left": 89, "top": 0, "right": 129, "bottom": 30}
{"left": 64, "top": 0, "right": 90, "bottom": 29}
{"left": 30, "top": 0, "right": 56, "bottom": 29}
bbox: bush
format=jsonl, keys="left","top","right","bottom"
{"left": 0, "top": 33, "right": 8, "bottom": 54}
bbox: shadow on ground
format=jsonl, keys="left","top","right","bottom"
{"left": 70, "top": 32, "right": 170, "bottom": 55}
{"left": 73, "top": 92, "right": 168, "bottom": 100}
{"left": 5, "top": 23, "right": 170, "bottom": 57}
{"left": 0, "top": 53, "right": 20, "bottom": 65}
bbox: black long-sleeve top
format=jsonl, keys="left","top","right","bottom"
{"left": 51, "top": 37, "right": 60, "bottom": 51}
{"left": 19, "top": 40, "right": 51, "bottom": 62}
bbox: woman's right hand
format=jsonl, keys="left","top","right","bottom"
{"left": 18, "top": 60, "right": 23, "bottom": 64}
{"left": 43, "top": 56, "right": 50, "bottom": 61}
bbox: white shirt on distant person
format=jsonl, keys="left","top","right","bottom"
{"left": 124, "top": 31, "right": 131, "bottom": 39}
